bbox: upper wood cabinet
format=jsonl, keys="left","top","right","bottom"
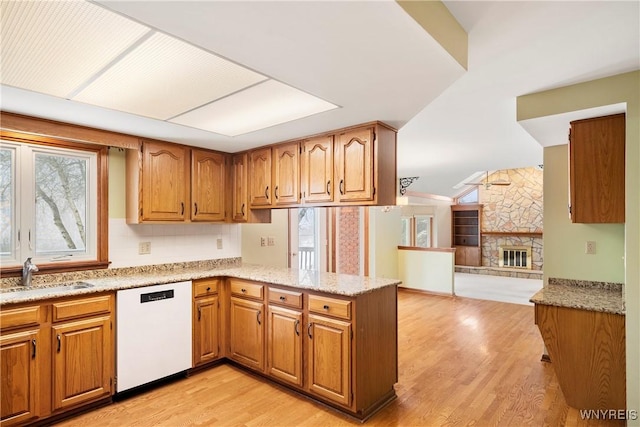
{"left": 249, "top": 147, "right": 272, "bottom": 207}
{"left": 137, "top": 140, "right": 189, "bottom": 222}
{"left": 272, "top": 142, "right": 300, "bottom": 206}
{"left": 302, "top": 135, "right": 334, "bottom": 203}
{"left": 335, "top": 127, "right": 373, "bottom": 202}
{"left": 231, "top": 153, "right": 271, "bottom": 224}
{"left": 569, "top": 113, "right": 625, "bottom": 223}
{"left": 127, "top": 140, "right": 229, "bottom": 223}
{"left": 191, "top": 149, "right": 226, "bottom": 222}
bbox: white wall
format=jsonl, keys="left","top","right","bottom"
{"left": 398, "top": 248, "right": 455, "bottom": 294}
{"left": 400, "top": 202, "right": 452, "bottom": 248}
{"left": 368, "top": 207, "right": 401, "bottom": 278}
{"left": 241, "top": 209, "right": 289, "bottom": 268}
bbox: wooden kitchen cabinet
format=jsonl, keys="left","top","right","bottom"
{"left": 1, "top": 294, "right": 114, "bottom": 426}
{"left": 249, "top": 147, "right": 272, "bottom": 207}
{"left": 193, "top": 278, "right": 221, "bottom": 367}
{"left": 569, "top": 113, "right": 625, "bottom": 223}
{"left": 229, "top": 279, "right": 265, "bottom": 371}
{"left": 267, "top": 287, "right": 303, "bottom": 387}
{"left": 307, "top": 314, "right": 352, "bottom": 407}
{"left": 1, "top": 304, "right": 44, "bottom": 426}
{"left": 231, "top": 153, "right": 271, "bottom": 223}
{"left": 301, "top": 135, "right": 334, "bottom": 203}
{"left": 51, "top": 295, "right": 113, "bottom": 412}
{"left": 272, "top": 142, "right": 300, "bottom": 206}
{"left": 191, "top": 149, "right": 227, "bottom": 222}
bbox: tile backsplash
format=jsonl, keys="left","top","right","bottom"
{"left": 109, "top": 218, "right": 241, "bottom": 268}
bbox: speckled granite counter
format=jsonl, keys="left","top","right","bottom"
{"left": 0, "top": 260, "right": 401, "bottom": 305}
{"left": 529, "top": 277, "right": 624, "bottom": 315}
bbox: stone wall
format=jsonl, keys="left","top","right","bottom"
{"left": 479, "top": 167, "right": 543, "bottom": 270}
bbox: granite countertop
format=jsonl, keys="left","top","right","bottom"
{"left": 0, "top": 261, "right": 401, "bottom": 305}
{"left": 529, "top": 277, "right": 624, "bottom": 315}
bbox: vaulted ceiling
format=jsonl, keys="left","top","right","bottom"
{"left": 1, "top": 1, "right": 638, "bottom": 198}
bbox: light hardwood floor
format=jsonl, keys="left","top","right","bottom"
{"left": 55, "top": 290, "right": 624, "bottom": 426}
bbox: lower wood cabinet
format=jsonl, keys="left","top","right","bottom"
{"left": 307, "top": 314, "right": 351, "bottom": 407}
{"left": 52, "top": 316, "right": 112, "bottom": 411}
{"left": 267, "top": 305, "right": 302, "bottom": 387}
{"left": 193, "top": 278, "right": 221, "bottom": 367}
{"left": 0, "top": 293, "right": 115, "bottom": 427}
{"left": 0, "top": 329, "right": 41, "bottom": 426}
{"left": 229, "top": 297, "right": 265, "bottom": 371}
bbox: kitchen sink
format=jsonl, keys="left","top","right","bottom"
{"left": 2, "top": 282, "right": 96, "bottom": 299}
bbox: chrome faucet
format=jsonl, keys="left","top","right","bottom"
{"left": 22, "top": 257, "right": 39, "bottom": 287}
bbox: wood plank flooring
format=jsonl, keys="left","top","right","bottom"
{"left": 55, "top": 290, "right": 624, "bottom": 426}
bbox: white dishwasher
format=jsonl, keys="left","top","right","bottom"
{"left": 116, "top": 281, "right": 192, "bottom": 393}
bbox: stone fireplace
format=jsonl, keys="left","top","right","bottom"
{"left": 499, "top": 245, "right": 532, "bottom": 269}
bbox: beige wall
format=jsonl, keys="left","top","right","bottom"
{"left": 517, "top": 70, "right": 640, "bottom": 419}
{"left": 241, "top": 209, "right": 289, "bottom": 268}
{"left": 108, "top": 149, "right": 127, "bottom": 219}
{"left": 398, "top": 249, "right": 454, "bottom": 294}
{"left": 400, "top": 202, "right": 452, "bottom": 248}
{"left": 368, "top": 207, "right": 401, "bottom": 279}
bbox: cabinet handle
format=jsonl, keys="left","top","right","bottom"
{"left": 57, "top": 334, "right": 61, "bottom": 353}
{"left": 241, "top": 288, "right": 246, "bottom": 293}
{"left": 323, "top": 304, "right": 330, "bottom": 310}
{"left": 181, "top": 202, "right": 185, "bottom": 215}
{"left": 32, "top": 339, "right": 36, "bottom": 358}
{"left": 339, "top": 179, "right": 344, "bottom": 195}
{"left": 194, "top": 203, "right": 198, "bottom": 215}
{"left": 241, "top": 204, "right": 245, "bottom": 216}
{"left": 307, "top": 323, "right": 313, "bottom": 339}
{"left": 257, "top": 310, "right": 262, "bottom": 325}
{"left": 198, "top": 306, "right": 201, "bottom": 321}
{"left": 327, "top": 180, "right": 331, "bottom": 196}
{"left": 279, "top": 296, "right": 286, "bottom": 301}
{"left": 294, "top": 320, "right": 300, "bottom": 336}
{"left": 206, "top": 287, "right": 211, "bottom": 291}
{"left": 275, "top": 186, "right": 279, "bottom": 199}
{"left": 265, "top": 186, "right": 269, "bottom": 199}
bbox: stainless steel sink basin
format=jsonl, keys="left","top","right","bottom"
{"left": 2, "top": 282, "right": 96, "bottom": 299}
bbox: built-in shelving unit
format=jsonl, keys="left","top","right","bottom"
{"left": 451, "top": 204, "right": 482, "bottom": 266}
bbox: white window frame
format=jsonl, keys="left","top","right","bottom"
{"left": 400, "top": 214, "right": 433, "bottom": 248}
{"left": 1, "top": 139, "right": 99, "bottom": 269}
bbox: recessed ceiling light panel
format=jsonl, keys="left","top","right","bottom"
{"left": 170, "top": 80, "right": 339, "bottom": 136}
{"left": 73, "top": 32, "right": 267, "bottom": 120}
{"left": 0, "top": 0, "right": 149, "bottom": 97}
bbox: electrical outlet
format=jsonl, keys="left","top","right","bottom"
{"left": 585, "top": 241, "right": 596, "bottom": 255}
{"left": 139, "top": 241, "right": 151, "bottom": 255}
{"left": 268, "top": 236, "right": 275, "bottom": 246}
{"left": 216, "top": 238, "right": 223, "bottom": 249}
{"left": 260, "top": 237, "right": 267, "bottom": 247}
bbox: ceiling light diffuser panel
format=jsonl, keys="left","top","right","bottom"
{"left": 73, "top": 32, "right": 268, "bottom": 120}
{"left": 171, "top": 80, "right": 339, "bottom": 136}
{"left": 0, "top": 0, "right": 149, "bottom": 98}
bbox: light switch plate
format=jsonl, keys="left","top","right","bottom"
{"left": 585, "top": 241, "right": 596, "bottom": 255}
{"left": 260, "top": 237, "right": 267, "bottom": 247}
{"left": 268, "top": 236, "right": 275, "bottom": 246}
{"left": 139, "top": 241, "right": 151, "bottom": 255}
{"left": 216, "top": 238, "right": 223, "bottom": 249}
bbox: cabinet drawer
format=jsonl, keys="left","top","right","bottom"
{"left": 52, "top": 295, "right": 112, "bottom": 322}
{"left": 268, "top": 288, "right": 303, "bottom": 309}
{"left": 194, "top": 278, "right": 220, "bottom": 297}
{"left": 309, "top": 295, "right": 352, "bottom": 320}
{"left": 0, "top": 305, "right": 41, "bottom": 331}
{"left": 230, "top": 279, "right": 264, "bottom": 300}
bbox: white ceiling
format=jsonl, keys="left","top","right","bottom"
{"left": 1, "top": 1, "right": 638, "bottom": 198}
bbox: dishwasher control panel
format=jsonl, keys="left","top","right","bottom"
{"left": 140, "top": 290, "right": 174, "bottom": 303}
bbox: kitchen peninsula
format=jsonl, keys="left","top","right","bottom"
{"left": 0, "top": 260, "right": 400, "bottom": 425}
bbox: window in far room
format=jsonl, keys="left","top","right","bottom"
{"left": 457, "top": 187, "right": 479, "bottom": 204}
{"left": 400, "top": 214, "right": 433, "bottom": 248}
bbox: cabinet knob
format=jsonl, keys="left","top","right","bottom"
{"left": 241, "top": 288, "right": 246, "bottom": 293}
{"left": 280, "top": 296, "right": 286, "bottom": 301}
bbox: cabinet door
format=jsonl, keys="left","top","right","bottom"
{"left": 191, "top": 149, "right": 226, "bottom": 222}
{"left": 193, "top": 295, "right": 220, "bottom": 367}
{"left": 141, "top": 141, "right": 188, "bottom": 221}
{"left": 335, "top": 127, "right": 374, "bottom": 202}
{"left": 1, "top": 330, "right": 40, "bottom": 425}
{"left": 267, "top": 306, "right": 302, "bottom": 387}
{"left": 249, "top": 148, "right": 272, "bottom": 207}
{"left": 52, "top": 317, "right": 112, "bottom": 411}
{"left": 232, "top": 153, "right": 249, "bottom": 222}
{"left": 569, "top": 113, "right": 625, "bottom": 223}
{"left": 273, "top": 143, "right": 300, "bottom": 206}
{"left": 229, "top": 297, "right": 265, "bottom": 371}
{"left": 307, "top": 314, "right": 351, "bottom": 407}
{"left": 302, "top": 136, "right": 334, "bottom": 203}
